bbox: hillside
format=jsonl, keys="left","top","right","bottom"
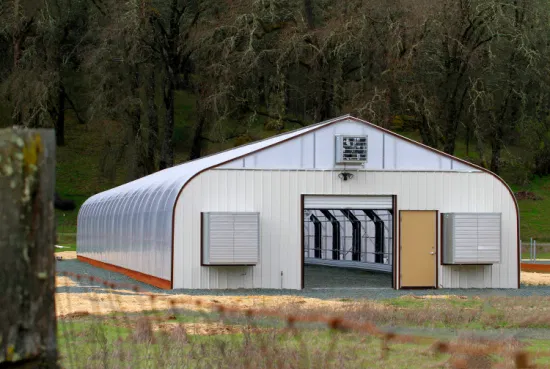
{"left": 55, "top": 98, "right": 550, "bottom": 245}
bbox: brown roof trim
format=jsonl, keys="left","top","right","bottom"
{"left": 170, "top": 115, "right": 520, "bottom": 289}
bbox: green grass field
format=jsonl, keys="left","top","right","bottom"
{"left": 512, "top": 176, "right": 550, "bottom": 242}
{"left": 57, "top": 296, "right": 550, "bottom": 369}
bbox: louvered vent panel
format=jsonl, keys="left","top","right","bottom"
{"left": 203, "top": 212, "right": 259, "bottom": 265}
{"left": 335, "top": 135, "right": 368, "bottom": 164}
{"left": 442, "top": 213, "right": 501, "bottom": 264}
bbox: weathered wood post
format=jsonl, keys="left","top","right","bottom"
{"left": 0, "top": 129, "right": 57, "bottom": 368}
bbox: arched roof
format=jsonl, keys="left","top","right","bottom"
{"left": 77, "top": 116, "right": 346, "bottom": 280}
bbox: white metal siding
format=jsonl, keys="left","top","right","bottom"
{"left": 173, "top": 170, "right": 517, "bottom": 289}
{"left": 304, "top": 195, "right": 393, "bottom": 209}
{"left": 220, "top": 120, "right": 478, "bottom": 172}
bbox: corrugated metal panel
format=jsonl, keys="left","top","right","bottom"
{"left": 173, "top": 170, "right": 517, "bottom": 289}
{"left": 202, "top": 212, "right": 259, "bottom": 265}
{"left": 442, "top": 213, "right": 501, "bottom": 264}
{"left": 304, "top": 196, "right": 393, "bottom": 209}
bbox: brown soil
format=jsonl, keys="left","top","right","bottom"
{"left": 55, "top": 251, "right": 77, "bottom": 260}
{"left": 515, "top": 191, "right": 543, "bottom": 200}
{"left": 55, "top": 269, "right": 550, "bottom": 319}
{"left": 521, "top": 271, "right": 550, "bottom": 286}
{"left": 55, "top": 275, "right": 356, "bottom": 317}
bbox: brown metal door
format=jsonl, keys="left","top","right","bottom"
{"left": 400, "top": 210, "right": 437, "bottom": 288}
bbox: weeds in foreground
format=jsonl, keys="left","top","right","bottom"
{"left": 56, "top": 272, "right": 550, "bottom": 368}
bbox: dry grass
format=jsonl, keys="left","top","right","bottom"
{"left": 55, "top": 272, "right": 550, "bottom": 330}
{"left": 55, "top": 274, "right": 354, "bottom": 317}
{"left": 521, "top": 271, "right": 550, "bottom": 286}
{"left": 55, "top": 251, "right": 77, "bottom": 260}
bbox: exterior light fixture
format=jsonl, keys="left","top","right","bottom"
{"left": 338, "top": 172, "right": 354, "bottom": 181}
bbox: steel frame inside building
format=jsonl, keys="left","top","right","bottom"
{"left": 303, "top": 209, "right": 393, "bottom": 272}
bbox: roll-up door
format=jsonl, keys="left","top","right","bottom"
{"left": 304, "top": 195, "right": 393, "bottom": 209}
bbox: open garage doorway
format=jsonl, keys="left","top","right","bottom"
{"left": 301, "top": 195, "right": 395, "bottom": 289}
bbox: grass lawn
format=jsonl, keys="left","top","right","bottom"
{"left": 522, "top": 251, "right": 550, "bottom": 260}
{"left": 56, "top": 232, "right": 76, "bottom": 251}
{"left": 512, "top": 176, "right": 550, "bottom": 242}
{"left": 57, "top": 298, "right": 550, "bottom": 369}
{"left": 57, "top": 319, "right": 448, "bottom": 368}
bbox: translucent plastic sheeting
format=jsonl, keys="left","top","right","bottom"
{"left": 77, "top": 117, "right": 341, "bottom": 280}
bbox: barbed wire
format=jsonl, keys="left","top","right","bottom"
{"left": 58, "top": 271, "right": 550, "bottom": 368}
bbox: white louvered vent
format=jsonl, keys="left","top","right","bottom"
{"left": 335, "top": 135, "right": 368, "bottom": 164}
{"left": 202, "top": 212, "right": 259, "bottom": 265}
{"left": 442, "top": 213, "right": 501, "bottom": 264}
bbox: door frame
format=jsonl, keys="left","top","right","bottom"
{"left": 300, "top": 194, "right": 397, "bottom": 289}
{"left": 398, "top": 210, "right": 439, "bottom": 289}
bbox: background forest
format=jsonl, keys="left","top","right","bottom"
{"left": 2, "top": 0, "right": 550, "bottom": 239}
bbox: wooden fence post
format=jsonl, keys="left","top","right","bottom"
{"left": 0, "top": 129, "right": 57, "bottom": 368}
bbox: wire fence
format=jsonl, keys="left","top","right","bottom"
{"left": 56, "top": 271, "right": 550, "bottom": 369}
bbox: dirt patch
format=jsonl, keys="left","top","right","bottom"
{"left": 158, "top": 321, "right": 263, "bottom": 336}
{"left": 515, "top": 191, "right": 543, "bottom": 200}
{"left": 521, "top": 271, "right": 550, "bottom": 285}
{"left": 55, "top": 251, "right": 77, "bottom": 260}
{"left": 56, "top": 275, "right": 357, "bottom": 317}
{"left": 404, "top": 295, "right": 474, "bottom": 300}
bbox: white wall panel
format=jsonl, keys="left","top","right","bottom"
{"left": 254, "top": 138, "right": 303, "bottom": 169}
{"left": 173, "top": 169, "right": 518, "bottom": 289}
{"left": 304, "top": 195, "right": 393, "bottom": 209}
{"left": 383, "top": 135, "right": 396, "bottom": 169}
{"left": 221, "top": 119, "right": 479, "bottom": 172}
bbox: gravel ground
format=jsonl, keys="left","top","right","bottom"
{"left": 56, "top": 258, "right": 550, "bottom": 300}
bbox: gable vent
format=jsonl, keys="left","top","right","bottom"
{"left": 335, "top": 135, "right": 368, "bottom": 164}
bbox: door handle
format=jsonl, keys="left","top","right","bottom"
{"left": 430, "top": 252, "right": 435, "bottom": 255}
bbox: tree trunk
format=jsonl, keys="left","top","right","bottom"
{"left": 304, "top": 0, "right": 314, "bottom": 29}
{"left": 189, "top": 92, "right": 206, "bottom": 160}
{"left": 55, "top": 85, "right": 65, "bottom": 146}
{"left": 465, "top": 122, "right": 470, "bottom": 156}
{"left": 145, "top": 68, "right": 158, "bottom": 174}
{"left": 0, "top": 129, "right": 57, "bottom": 368}
{"left": 13, "top": 38, "right": 21, "bottom": 69}
{"left": 189, "top": 115, "right": 205, "bottom": 160}
{"left": 442, "top": 107, "right": 459, "bottom": 155}
{"left": 490, "top": 137, "right": 502, "bottom": 174}
{"left": 474, "top": 128, "right": 487, "bottom": 168}
{"left": 418, "top": 115, "right": 438, "bottom": 149}
{"left": 160, "top": 74, "right": 175, "bottom": 169}
{"left": 129, "top": 69, "right": 145, "bottom": 180}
